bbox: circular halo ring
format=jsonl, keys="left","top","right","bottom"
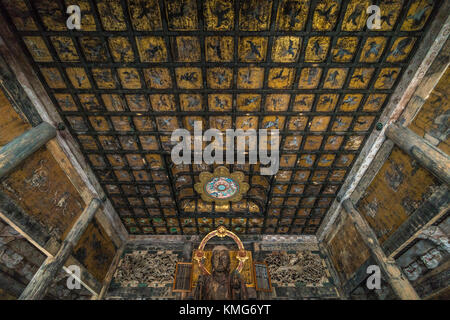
{"left": 194, "top": 226, "right": 247, "bottom": 275}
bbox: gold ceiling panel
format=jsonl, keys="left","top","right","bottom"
{"left": 0, "top": 0, "right": 440, "bottom": 235}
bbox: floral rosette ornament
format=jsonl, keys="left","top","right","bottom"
{"left": 194, "top": 166, "right": 249, "bottom": 203}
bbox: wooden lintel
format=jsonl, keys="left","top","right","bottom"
{"left": 19, "top": 198, "right": 101, "bottom": 300}
{"left": 0, "top": 122, "right": 55, "bottom": 179}
{"left": 386, "top": 124, "right": 450, "bottom": 185}
{"left": 342, "top": 199, "right": 420, "bottom": 300}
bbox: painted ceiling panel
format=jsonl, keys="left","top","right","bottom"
{"left": 0, "top": 0, "right": 441, "bottom": 235}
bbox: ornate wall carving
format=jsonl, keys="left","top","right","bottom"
{"left": 264, "top": 250, "right": 327, "bottom": 287}
{"left": 113, "top": 251, "right": 179, "bottom": 287}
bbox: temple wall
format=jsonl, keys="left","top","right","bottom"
{"left": 356, "top": 146, "right": 440, "bottom": 243}
{"left": 324, "top": 63, "right": 450, "bottom": 299}
{"left": 0, "top": 85, "right": 118, "bottom": 296}
{"left": 106, "top": 236, "right": 339, "bottom": 300}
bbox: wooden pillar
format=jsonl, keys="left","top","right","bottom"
{"left": 0, "top": 122, "right": 56, "bottom": 179}
{"left": 342, "top": 199, "right": 420, "bottom": 300}
{"left": 95, "top": 244, "right": 125, "bottom": 300}
{"left": 19, "top": 198, "right": 101, "bottom": 300}
{"left": 385, "top": 123, "right": 450, "bottom": 185}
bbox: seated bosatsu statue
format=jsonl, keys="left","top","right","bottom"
{"left": 193, "top": 246, "right": 248, "bottom": 300}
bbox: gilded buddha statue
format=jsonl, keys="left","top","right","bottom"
{"left": 193, "top": 245, "right": 248, "bottom": 300}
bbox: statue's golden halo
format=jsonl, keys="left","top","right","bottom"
{"left": 194, "top": 226, "right": 248, "bottom": 275}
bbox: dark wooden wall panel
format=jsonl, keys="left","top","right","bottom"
{"left": 0, "top": 86, "right": 86, "bottom": 241}
{"left": 356, "top": 146, "right": 439, "bottom": 243}
{"left": 0, "top": 146, "right": 86, "bottom": 241}
{"left": 326, "top": 212, "right": 370, "bottom": 282}
{"left": 0, "top": 88, "right": 30, "bottom": 145}
{"left": 73, "top": 219, "right": 117, "bottom": 282}
{"left": 0, "top": 218, "right": 93, "bottom": 299}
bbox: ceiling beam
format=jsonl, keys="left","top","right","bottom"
{"left": 342, "top": 199, "right": 420, "bottom": 300}
{"left": 385, "top": 123, "right": 450, "bottom": 185}
{"left": 0, "top": 122, "right": 55, "bottom": 179}
{"left": 94, "top": 243, "right": 125, "bottom": 300}
{"left": 346, "top": 37, "right": 449, "bottom": 207}
{"left": 0, "top": 191, "right": 102, "bottom": 296}
{"left": 19, "top": 199, "right": 101, "bottom": 300}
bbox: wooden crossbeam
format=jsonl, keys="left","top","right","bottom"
{"left": 0, "top": 191, "right": 102, "bottom": 296}
{"left": 386, "top": 124, "right": 450, "bottom": 185}
{"left": 19, "top": 199, "right": 101, "bottom": 300}
{"left": 0, "top": 122, "right": 55, "bottom": 179}
{"left": 342, "top": 185, "right": 449, "bottom": 295}
{"left": 342, "top": 199, "right": 420, "bottom": 300}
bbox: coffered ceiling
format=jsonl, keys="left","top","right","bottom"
{"left": 0, "top": 0, "right": 440, "bottom": 235}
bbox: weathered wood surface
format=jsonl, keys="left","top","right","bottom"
{"left": 19, "top": 199, "right": 101, "bottom": 300}
{"left": 0, "top": 53, "right": 41, "bottom": 127}
{"left": 386, "top": 124, "right": 450, "bottom": 185}
{"left": 382, "top": 185, "right": 449, "bottom": 258}
{"left": 342, "top": 199, "right": 420, "bottom": 300}
{"left": 326, "top": 211, "right": 371, "bottom": 284}
{"left": 72, "top": 221, "right": 118, "bottom": 282}
{"left": 0, "top": 191, "right": 102, "bottom": 295}
{"left": 41, "top": 235, "right": 103, "bottom": 296}
{"left": 348, "top": 140, "right": 395, "bottom": 205}
{"left": 399, "top": 39, "right": 450, "bottom": 127}
{"left": 357, "top": 146, "right": 440, "bottom": 243}
{"left": 0, "top": 26, "right": 127, "bottom": 244}
{"left": 407, "top": 39, "right": 450, "bottom": 155}
{"left": 413, "top": 259, "right": 450, "bottom": 300}
{"left": 330, "top": 38, "right": 450, "bottom": 243}
{"left": 96, "top": 244, "right": 125, "bottom": 300}
{"left": 0, "top": 122, "right": 55, "bottom": 179}
{"left": 0, "top": 54, "right": 123, "bottom": 247}
{"left": 342, "top": 185, "right": 449, "bottom": 294}
{"left": 0, "top": 145, "right": 88, "bottom": 241}
{"left": 0, "top": 268, "right": 26, "bottom": 298}
{"left": 317, "top": 4, "right": 450, "bottom": 241}
{"left": 0, "top": 190, "right": 50, "bottom": 251}
{"left": 318, "top": 242, "right": 348, "bottom": 300}
{"left": 0, "top": 88, "right": 31, "bottom": 145}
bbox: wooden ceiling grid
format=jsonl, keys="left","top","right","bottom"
{"left": 0, "top": 0, "right": 440, "bottom": 235}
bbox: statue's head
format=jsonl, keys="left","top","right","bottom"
{"left": 211, "top": 245, "right": 230, "bottom": 273}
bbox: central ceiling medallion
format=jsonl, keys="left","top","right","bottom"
{"left": 194, "top": 167, "right": 249, "bottom": 203}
